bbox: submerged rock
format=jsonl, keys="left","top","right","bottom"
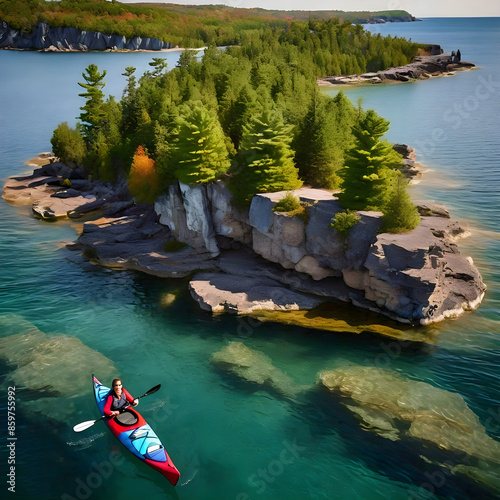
{"left": 0, "top": 314, "right": 115, "bottom": 421}
{"left": 211, "top": 342, "right": 305, "bottom": 397}
{"left": 318, "top": 365, "right": 500, "bottom": 464}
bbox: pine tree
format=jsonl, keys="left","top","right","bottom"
{"left": 78, "top": 64, "right": 107, "bottom": 142}
{"left": 337, "top": 109, "right": 402, "bottom": 211}
{"left": 148, "top": 57, "right": 168, "bottom": 78}
{"left": 381, "top": 172, "right": 420, "bottom": 233}
{"left": 230, "top": 107, "right": 302, "bottom": 207}
{"left": 293, "top": 90, "right": 356, "bottom": 189}
{"left": 222, "top": 85, "right": 255, "bottom": 151}
{"left": 172, "top": 101, "right": 230, "bottom": 185}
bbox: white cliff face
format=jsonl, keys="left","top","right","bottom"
{"left": 178, "top": 182, "right": 219, "bottom": 255}
{"left": 0, "top": 21, "right": 173, "bottom": 51}
{"left": 206, "top": 182, "right": 252, "bottom": 245}
{"left": 155, "top": 182, "right": 219, "bottom": 256}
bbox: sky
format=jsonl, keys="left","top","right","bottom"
{"left": 119, "top": 0, "right": 500, "bottom": 17}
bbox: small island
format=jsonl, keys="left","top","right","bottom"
{"left": 318, "top": 47, "right": 476, "bottom": 85}
{"left": 1, "top": 9, "right": 486, "bottom": 340}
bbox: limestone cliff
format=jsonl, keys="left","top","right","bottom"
{"left": 155, "top": 182, "right": 486, "bottom": 325}
{"left": 3, "top": 158, "right": 486, "bottom": 328}
{"left": 0, "top": 21, "right": 172, "bottom": 51}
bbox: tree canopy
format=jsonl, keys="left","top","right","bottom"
{"left": 51, "top": 21, "right": 419, "bottom": 223}
{"left": 337, "top": 110, "right": 402, "bottom": 211}
{"left": 229, "top": 107, "right": 302, "bottom": 206}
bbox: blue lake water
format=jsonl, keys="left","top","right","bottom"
{"left": 1, "top": 18, "right": 500, "bottom": 500}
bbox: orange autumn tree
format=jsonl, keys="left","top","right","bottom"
{"left": 128, "top": 145, "right": 159, "bottom": 203}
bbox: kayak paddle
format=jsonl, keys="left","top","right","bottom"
{"left": 72, "top": 384, "right": 161, "bottom": 433}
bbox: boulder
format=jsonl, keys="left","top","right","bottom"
{"left": 32, "top": 194, "right": 97, "bottom": 219}
{"left": 393, "top": 143, "right": 417, "bottom": 161}
{"left": 189, "top": 272, "right": 323, "bottom": 314}
{"left": 363, "top": 218, "right": 485, "bottom": 323}
{"left": 0, "top": 314, "right": 115, "bottom": 421}
{"left": 416, "top": 201, "right": 450, "bottom": 218}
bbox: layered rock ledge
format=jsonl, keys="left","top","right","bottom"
{"left": 318, "top": 51, "right": 476, "bottom": 86}
{"left": 3, "top": 155, "right": 486, "bottom": 332}
{"left": 0, "top": 21, "right": 172, "bottom": 51}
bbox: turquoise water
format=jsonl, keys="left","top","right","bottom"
{"left": 1, "top": 18, "right": 500, "bottom": 500}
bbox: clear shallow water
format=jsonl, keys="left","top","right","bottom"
{"left": 0, "top": 19, "right": 499, "bottom": 500}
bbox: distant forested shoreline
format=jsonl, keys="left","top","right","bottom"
{"left": 0, "top": 0, "right": 417, "bottom": 48}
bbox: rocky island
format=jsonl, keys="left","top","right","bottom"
{"left": 318, "top": 48, "right": 476, "bottom": 85}
{"left": 2, "top": 149, "right": 486, "bottom": 338}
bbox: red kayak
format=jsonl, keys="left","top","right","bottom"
{"left": 93, "top": 375, "right": 180, "bottom": 486}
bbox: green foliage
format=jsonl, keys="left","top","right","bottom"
{"left": 273, "top": 193, "right": 310, "bottom": 224}
{"left": 172, "top": 101, "right": 230, "bottom": 185}
{"left": 50, "top": 122, "right": 85, "bottom": 165}
{"left": 0, "top": 1, "right": 421, "bottom": 61}
{"left": 78, "top": 64, "right": 107, "bottom": 142}
{"left": 293, "top": 90, "right": 357, "bottom": 189}
{"left": 47, "top": 13, "right": 418, "bottom": 205}
{"left": 273, "top": 192, "right": 301, "bottom": 213}
{"left": 337, "top": 110, "right": 402, "bottom": 211}
{"left": 381, "top": 172, "right": 420, "bottom": 233}
{"left": 229, "top": 107, "right": 302, "bottom": 207}
{"left": 330, "top": 210, "right": 360, "bottom": 235}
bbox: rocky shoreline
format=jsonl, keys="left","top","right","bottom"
{"left": 318, "top": 50, "right": 476, "bottom": 86}
{"left": 0, "top": 21, "right": 173, "bottom": 52}
{"left": 2, "top": 147, "right": 486, "bottom": 338}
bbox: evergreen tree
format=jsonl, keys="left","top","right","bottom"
{"left": 121, "top": 66, "right": 138, "bottom": 135}
{"left": 222, "top": 85, "right": 255, "bottom": 151}
{"left": 78, "top": 64, "right": 107, "bottom": 142}
{"left": 230, "top": 107, "right": 302, "bottom": 207}
{"left": 293, "top": 90, "right": 355, "bottom": 189}
{"left": 50, "top": 122, "right": 85, "bottom": 166}
{"left": 381, "top": 172, "right": 420, "bottom": 233}
{"left": 172, "top": 101, "right": 230, "bottom": 185}
{"left": 148, "top": 57, "right": 168, "bottom": 77}
{"left": 337, "top": 109, "right": 402, "bottom": 211}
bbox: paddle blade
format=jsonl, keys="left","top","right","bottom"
{"left": 73, "top": 420, "right": 98, "bottom": 433}
{"left": 139, "top": 384, "right": 161, "bottom": 399}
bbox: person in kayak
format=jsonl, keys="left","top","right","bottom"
{"left": 103, "top": 378, "right": 138, "bottom": 417}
